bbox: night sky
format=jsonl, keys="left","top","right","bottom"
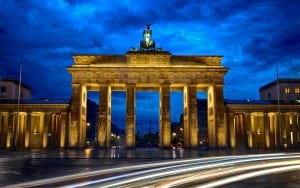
{"left": 1, "top": 0, "right": 300, "bottom": 133}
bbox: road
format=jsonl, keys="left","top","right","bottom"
{"left": 2, "top": 149, "right": 300, "bottom": 188}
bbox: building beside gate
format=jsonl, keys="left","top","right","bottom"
{"left": 259, "top": 78, "right": 300, "bottom": 100}
{"left": 0, "top": 99, "right": 69, "bottom": 149}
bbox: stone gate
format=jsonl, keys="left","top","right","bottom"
{"left": 68, "top": 51, "right": 228, "bottom": 148}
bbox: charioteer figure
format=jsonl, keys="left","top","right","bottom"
{"left": 140, "top": 24, "right": 156, "bottom": 51}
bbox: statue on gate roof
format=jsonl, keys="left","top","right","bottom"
{"left": 140, "top": 23, "right": 156, "bottom": 51}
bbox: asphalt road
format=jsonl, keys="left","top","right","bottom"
{"left": 1, "top": 148, "right": 300, "bottom": 187}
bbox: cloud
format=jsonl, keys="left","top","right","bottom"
{"left": 1, "top": 0, "right": 299, "bottom": 105}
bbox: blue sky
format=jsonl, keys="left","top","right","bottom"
{"left": 1, "top": 0, "right": 300, "bottom": 133}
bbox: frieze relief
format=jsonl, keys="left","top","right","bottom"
{"left": 73, "top": 55, "right": 125, "bottom": 65}
{"left": 171, "top": 56, "right": 223, "bottom": 66}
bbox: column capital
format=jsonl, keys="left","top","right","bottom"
{"left": 126, "top": 83, "right": 136, "bottom": 87}
{"left": 71, "top": 83, "right": 81, "bottom": 87}
{"left": 160, "top": 83, "right": 171, "bottom": 86}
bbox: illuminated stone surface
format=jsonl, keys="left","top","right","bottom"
{"left": 68, "top": 51, "right": 228, "bottom": 148}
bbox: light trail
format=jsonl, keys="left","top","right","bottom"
{"left": 64, "top": 153, "right": 300, "bottom": 188}
{"left": 198, "top": 164, "right": 300, "bottom": 188}
{"left": 159, "top": 160, "right": 300, "bottom": 187}
{"left": 95, "top": 155, "right": 300, "bottom": 188}
{"left": 7, "top": 155, "right": 242, "bottom": 188}
{"left": 6, "top": 153, "right": 300, "bottom": 188}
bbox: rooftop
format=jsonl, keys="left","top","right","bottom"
{"left": 259, "top": 78, "right": 300, "bottom": 91}
{"left": 225, "top": 99, "right": 300, "bottom": 105}
{"left": 0, "top": 77, "right": 32, "bottom": 90}
{"left": 0, "top": 98, "right": 70, "bottom": 104}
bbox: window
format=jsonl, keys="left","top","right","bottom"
{"left": 268, "top": 93, "right": 271, "bottom": 99}
{"left": 295, "top": 88, "right": 300, "bottom": 94}
{"left": 285, "top": 88, "right": 291, "bottom": 94}
{"left": 1, "top": 86, "right": 6, "bottom": 92}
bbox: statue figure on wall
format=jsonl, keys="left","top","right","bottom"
{"left": 140, "top": 23, "right": 156, "bottom": 51}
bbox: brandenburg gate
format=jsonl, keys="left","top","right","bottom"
{"left": 67, "top": 25, "right": 228, "bottom": 148}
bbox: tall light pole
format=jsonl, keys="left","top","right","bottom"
{"left": 14, "top": 64, "right": 22, "bottom": 148}
{"left": 276, "top": 64, "right": 282, "bottom": 148}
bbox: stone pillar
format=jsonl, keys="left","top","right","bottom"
{"left": 43, "top": 113, "right": 51, "bottom": 149}
{"left": 52, "top": 114, "right": 57, "bottom": 148}
{"left": 283, "top": 113, "right": 289, "bottom": 148}
{"left": 79, "top": 85, "right": 87, "bottom": 148}
{"left": 7, "top": 113, "right": 14, "bottom": 148}
{"left": 160, "top": 83, "right": 171, "bottom": 147}
{"left": 264, "top": 113, "right": 270, "bottom": 149}
{"left": 228, "top": 113, "right": 235, "bottom": 148}
{"left": 126, "top": 84, "right": 136, "bottom": 148}
{"left": 69, "top": 84, "right": 87, "bottom": 147}
{"left": 276, "top": 113, "right": 285, "bottom": 148}
{"left": 0, "top": 113, "right": 9, "bottom": 148}
{"left": 207, "top": 85, "right": 226, "bottom": 148}
{"left": 17, "top": 113, "right": 26, "bottom": 149}
{"left": 60, "top": 113, "right": 67, "bottom": 148}
{"left": 245, "top": 113, "right": 252, "bottom": 149}
{"left": 25, "top": 113, "right": 31, "bottom": 148}
{"left": 269, "top": 114, "right": 276, "bottom": 149}
{"left": 296, "top": 113, "right": 300, "bottom": 147}
{"left": 291, "top": 114, "right": 298, "bottom": 147}
{"left": 250, "top": 114, "right": 256, "bottom": 148}
{"left": 183, "top": 85, "right": 198, "bottom": 148}
{"left": 98, "top": 85, "right": 111, "bottom": 147}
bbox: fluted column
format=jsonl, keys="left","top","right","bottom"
{"left": 283, "top": 113, "right": 289, "bottom": 148}
{"left": 183, "top": 85, "right": 198, "bottom": 148}
{"left": 126, "top": 84, "right": 136, "bottom": 147}
{"left": 60, "top": 113, "right": 67, "bottom": 148}
{"left": 98, "top": 85, "right": 111, "bottom": 147}
{"left": 245, "top": 113, "right": 252, "bottom": 148}
{"left": 17, "top": 113, "right": 26, "bottom": 149}
{"left": 0, "top": 113, "right": 8, "bottom": 148}
{"left": 160, "top": 83, "right": 171, "bottom": 147}
{"left": 69, "top": 84, "right": 87, "bottom": 147}
{"left": 207, "top": 85, "right": 226, "bottom": 148}
{"left": 228, "top": 113, "right": 235, "bottom": 148}
{"left": 269, "top": 114, "right": 276, "bottom": 148}
{"left": 25, "top": 113, "right": 31, "bottom": 148}
{"left": 290, "top": 114, "right": 297, "bottom": 146}
{"left": 7, "top": 113, "right": 14, "bottom": 148}
{"left": 264, "top": 113, "right": 270, "bottom": 149}
{"left": 250, "top": 113, "right": 257, "bottom": 148}
{"left": 295, "top": 113, "right": 300, "bottom": 146}
{"left": 43, "top": 113, "right": 51, "bottom": 148}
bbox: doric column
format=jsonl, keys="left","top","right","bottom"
{"left": 54, "top": 114, "right": 59, "bottom": 148}
{"left": 43, "top": 113, "right": 51, "bottom": 148}
{"left": 7, "top": 113, "right": 14, "bottom": 148}
{"left": 17, "top": 112, "right": 26, "bottom": 149}
{"left": 60, "top": 113, "right": 67, "bottom": 148}
{"left": 98, "top": 85, "right": 111, "bottom": 147}
{"left": 250, "top": 113, "right": 256, "bottom": 148}
{"left": 245, "top": 113, "right": 252, "bottom": 149}
{"left": 297, "top": 113, "right": 300, "bottom": 147}
{"left": 25, "top": 113, "right": 31, "bottom": 148}
{"left": 228, "top": 113, "right": 235, "bottom": 148}
{"left": 160, "top": 83, "right": 171, "bottom": 147}
{"left": 207, "top": 85, "right": 226, "bottom": 148}
{"left": 269, "top": 114, "right": 276, "bottom": 148}
{"left": 283, "top": 113, "right": 289, "bottom": 148}
{"left": 0, "top": 113, "right": 9, "bottom": 148}
{"left": 264, "top": 113, "right": 270, "bottom": 149}
{"left": 69, "top": 84, "right": 87, "bottom": 147}
{"left": 126, "top": 84, "right": 136, "bottom": 147}
{"left": 183, "top": 85, "right": 198, "bottom": 148}
{"left": 291, "top": 113, "right": 298, "bottom": 146}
